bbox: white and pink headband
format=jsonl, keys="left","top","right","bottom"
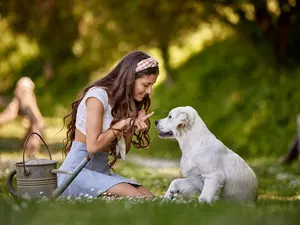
{"left": 136, "top": 57, "right": 159, "bottom": 73}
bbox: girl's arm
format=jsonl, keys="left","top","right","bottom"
{"left": 85, "top": 97, "right": 126, "bottom": 155}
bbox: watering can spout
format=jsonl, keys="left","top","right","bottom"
{"left": 52, "top": 155, "right": 91, "bottom": 199}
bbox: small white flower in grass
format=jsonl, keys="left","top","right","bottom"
{"left": 21, "top": 202, "right": 28, "bottom": 208}
{"left": 12, "top": 204, "right": 20, "bottom": 211}
{"left": 91, "top": 189, "right": 95, "bottom": 192}
{"left": 151, "top": 197, "right": 159, "bottom": 202}
{"left": 289, "top": 178, "right": 300, "bottom": 188}
{"left": 57, "top": 196, "right": 64, "bottom": 200}
{"left": 40, "top": 196, "right": 49, "bottom": 202}
{"left": 84, "top": 194, "right": 89, "bottom": 198}
{"left": 267, "top": 166, "right": 279, "bottom": 174}
{"left": 22, "top": 193, "right": 31, "bottom": 200}
{"left": 276, "top": 172, "right": 294, "bottom": 181}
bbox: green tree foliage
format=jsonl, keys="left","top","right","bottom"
{"left": 0, "top": 19, "right": 40, "bottom": 92}
{"left": 0, "top": 1, "right": 83, "bottom": 108}
{"left": 88, "top": 0, "right": 204, "bottom": 85}
{"left": 0, "top": 0, "right": 300, "bottom": 117}
{"left": 0, "top": 0, "right": 124, "bottom": 113}
{"left": 0, "top": 0, "right": 80, "bottom": 78}
{"left": 196, "top": 0, "right": 300, "bottom": 67}
{"left": 149, "top": 38, "right": 300, "bottom": 158}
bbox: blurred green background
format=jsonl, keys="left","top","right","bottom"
{"left": 1, "top": 0, "right": 300, "bottom": 159}
{"left": 1, "top": 1, "right": 300, "bottom": 224}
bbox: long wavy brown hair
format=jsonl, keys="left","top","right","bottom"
{"left": 62, "top": 51, "right": 159, "bottom": 167}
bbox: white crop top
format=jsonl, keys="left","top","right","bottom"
{"left": 75, "top": 87, "right": 113, "bottom": 135}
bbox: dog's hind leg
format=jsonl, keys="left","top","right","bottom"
{"left": 164, "top": 178, "right": 201, "bottom": 199}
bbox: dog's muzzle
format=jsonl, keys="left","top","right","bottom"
{"left": 155, "top": 120, "right": 174, "bottom": 138}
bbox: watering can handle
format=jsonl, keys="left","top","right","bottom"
{"left": 22, "top": 132, "right": 52, "bottom": 176}
{"left": 7, "top": 169, "right": 18, "bottom": 198}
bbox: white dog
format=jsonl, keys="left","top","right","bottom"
{"left": 155, "top": 106, "right": 258, "bottom": 204}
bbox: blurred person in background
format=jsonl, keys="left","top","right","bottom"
{"left": 0, "top": 77, "right": 44, "bottom": 159}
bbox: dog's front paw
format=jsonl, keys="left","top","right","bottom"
{"left": 198, "top": 195, "right": 213, "bottom": 204}
{"left": 164, "top": 190, "right": 179, "bottom": 199}
{"left": 164, "top": 179, "right": 181, "bottom": 200}
{"left": 163, "top": 191, "right": 173, "bottom": 199}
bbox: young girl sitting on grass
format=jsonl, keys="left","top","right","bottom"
{"left": 58, "top": 51, "right": 159, "bottom": 198}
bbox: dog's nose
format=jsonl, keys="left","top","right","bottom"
{"left": 155, "top": 120, "right": 158, "bottom": 125}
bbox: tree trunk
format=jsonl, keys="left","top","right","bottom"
{"left": 159, "top": 43, "right": 173, "bottom": 87}
{"left": 297, "top": 114, "right": 300, "bottom": 158}
{"left": 277, "top": 0, "right": 290, "bottom": 65}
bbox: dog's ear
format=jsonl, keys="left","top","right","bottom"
{"left": 176, "top": 112, "right": 188, "bottom": 129}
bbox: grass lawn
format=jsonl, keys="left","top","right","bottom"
{"left": 1, "top": 119, "right": 300, "bottom": 225}
{"left": 1, "top": 157, "right": 300, "bottom": 225}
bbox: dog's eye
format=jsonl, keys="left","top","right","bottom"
{"left": 168, "top": 115, "right": 172, "bottom": 119}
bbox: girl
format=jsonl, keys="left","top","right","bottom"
{"left": 58, "top": 51, "right": 159, "bottom": 198}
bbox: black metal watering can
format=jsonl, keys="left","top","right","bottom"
{"left": 7, "top": 132, "right": 91, "bottom": 199}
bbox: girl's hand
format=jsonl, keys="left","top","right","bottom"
{"left": 112, "top": 111, "right": 154, "bottom": 133}
{"left": 112, "top": 118, "right": 132, "bottom": 131}
{"left": 134, "top": 111, "right": 154, "bottom": 132}
{"left": 137, "top": 110, "right": 147, "bottom": 118}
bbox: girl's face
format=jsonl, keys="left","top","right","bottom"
{"left": 133, "top": 74, "right": 158, "bottom": 102}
